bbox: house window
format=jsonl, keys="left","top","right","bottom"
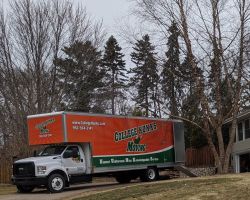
{"left": 245, "top": 120, "right": 250, "bottom": 139}
{"left": 238, "top": 122, "right": 243, "bottom": 141}
{"left": 237, "top": 119, "right": 250, "bottom": 142}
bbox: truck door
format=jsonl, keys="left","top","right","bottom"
{"left": 62, "top": 145, "right": 86, "bottom": 175}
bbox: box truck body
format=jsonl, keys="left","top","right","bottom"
{"left": 12, "top": 112, "right": 185, "bottom": 193}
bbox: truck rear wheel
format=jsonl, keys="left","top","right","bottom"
{"left": 16, "top": 185, "right": 35, "bottom": 193}
{"left": 47, "top": 174, "right": 65, "bottom": 193}
{"left": 140, "top": 167, "right": 159, "bottom": 182}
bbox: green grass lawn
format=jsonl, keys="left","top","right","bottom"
{"left": 73, "top": 174, "right": 250, "bottom": 200}
{"left": 0, "top": 184, "right": 16, "bottom": 195}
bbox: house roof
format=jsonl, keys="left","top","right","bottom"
{"left": 224, "top": 109, "right": 250, "bottom": 125}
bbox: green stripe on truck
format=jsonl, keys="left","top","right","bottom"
{"left": 92, "top": 148, "right": 175, "bottom": 167}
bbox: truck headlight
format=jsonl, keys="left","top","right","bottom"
{"left": 37, "top": 166, "right": 47, "bottom": 174}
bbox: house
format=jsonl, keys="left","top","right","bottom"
{"left": 224, "top": 110, "right": 250, "bottom": 173}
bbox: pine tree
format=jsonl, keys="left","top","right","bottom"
{"left": 181, "top": 57, "right": 206, "bottom": 148}
{"left": 130, "top": 34, "right": 159, "bottom": 117}
{"left": 161, "top": 21, "right": 182, "bottom": 117}
{"left": 102, "top": 35, "right": 127, "bottom": 115}
{"left": 182, "top": 92, "right": 207, "bottom": 148}
{"left": 54, "top": 41, "right": 104, "bottom": 112}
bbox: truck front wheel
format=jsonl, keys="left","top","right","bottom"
{"left": 16, "top": 185, "right": 35, "bottom": 193}
{"left": 47, "top": 174, "right": 65, "bottom": 193}
{"left": 140, "top": 167, "right": 159, "bottom": 182}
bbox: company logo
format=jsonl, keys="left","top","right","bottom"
{"left": 35, "top": 118, "right": 55, "bottom": 137}
{"left": 114, "top": 122, "right": 157, "bottom": 152}
{"left": 127, "top": 136, "right": 146, "bottom": 152}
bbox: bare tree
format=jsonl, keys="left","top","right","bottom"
{"left": 0, "top": 0, "right": 105, "bottom": 158}
{"left": 133, "top": 0, "right": 250, "bottom": 173}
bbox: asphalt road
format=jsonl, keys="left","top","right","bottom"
{"left": 0, "top": 181, "right": 141, "bottom": 200}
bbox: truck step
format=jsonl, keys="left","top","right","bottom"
{"left": 174, "top": 165, "right": 198, "bottom": 177}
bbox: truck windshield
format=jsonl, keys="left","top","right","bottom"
{"left": 39, "top": 146, "right": 66, "bottom": 156}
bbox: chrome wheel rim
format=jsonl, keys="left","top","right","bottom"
{"left": 51, "top": 177, "right": 63, "bottom": 191}
{"left": 148, "top": 169, "right": 156, "bottom": 180}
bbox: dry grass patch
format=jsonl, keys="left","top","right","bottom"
{"left": 73, "top": 174, "right": 250, "bottom": 200}
{"left": 0, "top": 184, "right": 16, "bottom": 195}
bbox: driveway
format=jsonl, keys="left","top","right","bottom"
{"left": 0, "top": 181, "right": 141, "bottom": 200}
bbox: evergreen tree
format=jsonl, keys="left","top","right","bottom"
{"left": 130, "top": 34, "right": 159, "bottom": 117}
{"left": 161, "top": 21, "right": 183, "bottom": 117}
{"left": 54, "top": 41, "right": 104, "bottom": 112}
{"left": 161, "top": 22, "right": 206, "bottom": 148}
{"left": 182, "top": 93, "right": 207, "bottom": 148}
{"left": 180, "top": 56, "right": 208, "bottom": 148}
{"left": 102, "top": 35, "right": 127, "bottom": 115}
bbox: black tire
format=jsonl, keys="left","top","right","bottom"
{"left": 115, "top": 175, "right": 132, "bottom": 184}
{"left": 140, "top": 167, "right": 159, "bottom": 182}
{"left": 16, "top": 185, "right": 35, "bottom": 193}
{"left": 47, "top": 173, "right": 65, "bottom": 193}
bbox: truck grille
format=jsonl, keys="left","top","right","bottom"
{"left": 13, "top": 162, "right": 35, "bottom": 177}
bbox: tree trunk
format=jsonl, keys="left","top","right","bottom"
{"left": 204, "top": 121, "right": 223, "bottom": 173}
{"left": 145, "top": 89, "right": 149, "bottom": 117}
{"left": 111, "top": 71, "right": 115, "bottom": 115}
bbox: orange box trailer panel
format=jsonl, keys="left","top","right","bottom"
{"left": 28, "top": 112, "right": 182, "bottom": 168}
{"left": 28, "top": 113, "right": 65, "bottom": 145}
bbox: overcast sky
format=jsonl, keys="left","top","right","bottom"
{"left": 79, "top": 0, "right": 133, "bottom": 31}
{"left": 1, "top": 0, "right": 134, "bottom": 35}
{"left": 67, "top": 0, "right": 136, "bottom": 38}
{"left": 0, "top": 0, "right": 137, "bottom": 61}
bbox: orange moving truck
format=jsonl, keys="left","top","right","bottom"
{"left": 12, "top": 112, "right": 185, "bottom": 193}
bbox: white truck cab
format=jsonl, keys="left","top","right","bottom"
{"left": 12, "top": 144, "right": 90, "bottom": 193}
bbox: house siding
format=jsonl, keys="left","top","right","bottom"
{"left": 230, "top": 111, "right": 250, "bottom": 173}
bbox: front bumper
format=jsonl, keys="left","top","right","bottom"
{"left": 12, "top": 176, "right": 47, "bottom": 186}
